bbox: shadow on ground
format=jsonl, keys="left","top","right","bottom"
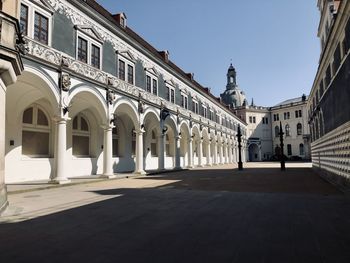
{"left": 137, "top": 167, "right": 341, "bottom": 195}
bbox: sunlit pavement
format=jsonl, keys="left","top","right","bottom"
{"left": 1, "top": 163, "right": 350, "bottom": 263}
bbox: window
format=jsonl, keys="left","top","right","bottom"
{"left": 299, "top": 144, "right": 304, "bottom": 155}
{"left": 287, "top": 144, "right": 292, "bottom": 156}
{"left": 166, "top": 87, "right": 170, "bottom": 101}
{"left": 274, "top": 126, "right": 279, "bottom": 137}
{"left": 118, "top": 60, "right": 125, "bottom": 80}
{"left": 34, "top": 12, "right": 49, "bottom": 44}
{"left": 283, "top": 112, "right": 290, "bottom": 120}
{"left": 127, "top": 65, "right": 134, "bottom": 84}
{"left": 22, "top": 106, "right": 50, "bottom": 157}
{"left": 112, "top": 126, "right": 120, "bottom": 157}
{"left": 151, "top": 130, "right": 158, "bottom": 157}
{"left": 192, "top": 101, "right": 199, "bottom": 114}
{"left": 91, "top": 44, "right": 100, "bottom": 68}
{"left": 20, "top": 4, "right": 29, "bottom": 35}
{"left": 249, "top": 116, "right": 252, "bottom": 123}
{"left": 273, "top": 114, "right": 279, "bottom": 122}
{"left": 78, "top": 37, "right": 88, "bottom": 63}
{"left": 76, "top": 32, "right": 102, "bottom": 68}
{"left": 295, "top": 110, "right": 302, "bottom": 118}
{"left": 146, "top": 76, "right": 152, "bottom": 93}
{"left": 262, "top": 117, "right": 268, "bottom": 124}
{"left": 297, "top": 123, "right": 302, "bottom": 135}
{"left": 171, "top": 89, "right": 175, "bottom": 103}
{"left": 203, "top": 107, "right": 207, "bottom": 119}
{"left": 181, "top": 94, "right": 188, "bottom": 109}
{"left": 72, "top": 114, "right": 90, "bottom": 157}
{"left": 333, "top": 43, "right": 341, "bottom": 73}
{"left": 285, "top": 124, "right": 290, "bottom": 137}
{"left": 152, "top": 79, "right": 158, "bottom": 95}
{"left": 325, "top": 64, "right": 331, "bottom": 88}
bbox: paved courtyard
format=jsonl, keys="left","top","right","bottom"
{"left": 1, "top": 163, "right": 350, "bottom": 263}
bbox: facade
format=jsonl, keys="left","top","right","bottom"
{"left": 308, "top": 0, "right": 350, "bottom": 188}
{"left": 223, "top": 65, "right": 311, "bottom": 162}
{"left": 270, "top": 96, "right": 311, "bottom": 160}
{"left": 4, "top": 0, "right": 249, "bottom": 184}
{"left": 0, "top": 0, "right": 24, "bottom": 213}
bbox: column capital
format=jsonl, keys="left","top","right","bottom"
{"left": 53, "top": 115, "right": 70, "bottom": 123}
{"left": 101, "top": 123, "right": 115, "bottom": 130}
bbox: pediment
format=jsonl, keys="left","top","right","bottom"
{"left": 74, "top": 25, "right": 103, "bottom": 42}
{"left": 145, "top": 67, "right": 158, "bottom": 76}
{"left": 30, "top": 0, "right": 55, "bottom": 13}
{"left": 118, "top": 50, "right": 135, "bottom": 62}
{"left": 165, "top": 79, "right": 176, "bottom": 87}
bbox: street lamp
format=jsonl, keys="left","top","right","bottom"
{"left": 237, "top": 125, "right": 243, "bottom": 170}
{"left": 279, "top": 121, "right": 286, "bottom": 171}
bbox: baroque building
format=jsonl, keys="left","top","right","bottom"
{"left": 223, "top": 64, "right": 311, "bottom": 162}
{"left": 3, "top": 0, "right": 249, "bottom": 184}
{"left": 308, "top": 0, "right": 350, "bottom": 188}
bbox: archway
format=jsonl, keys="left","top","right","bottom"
{"left": 248, "top": 143, "right": 260, "bottom": 162}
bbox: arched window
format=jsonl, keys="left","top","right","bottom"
{"left": 22, "top": 105, "right": 50, "bottom": 157}
{"left": 150, "top": 130, "right": 158, "bottom": 157}
{"left": 299, "top": 143, "right": 304, "bottom": 155}
{"left": 297, "top": 123, "right": 302, "bottom": 135}
{"left": 112, "top": 126, "right": 119, "bottom": 157}
{"left": 72, "top": 114, "right": 90, "bottom": 157}
{"left": 274, "top": 126, "right": 279, "bottom": 137}
{"left": 285, "top": 124, "right": 290, "bottom": 137}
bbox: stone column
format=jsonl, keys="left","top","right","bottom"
{"left": 228, "top": 144, "right": 233, "bottom": 163}
{"left": 219, "top": 144, "right": 224, "bottom": 164}
{"left": 101, "top": 125, "right": 115, "bottom": 178}
{"left": 174, "top": 135, "right": 181, "bottom": 169}
{"left": 224, "top": 144, "right": 228, "bottom": 164}
{"left": 214, "top": 141, "right": 218, "bottom": 165}
{"left": 198, "top": 138, "right": 203, "bottom": 167}
{"left": 187, "top": 138, "right": 193, "bottom": 168}
{"left": 52, "top": 116, "right": 70, "bottom": 184}
{"left": 158, "top": 134, "right": 165, "bottom": 170}
{"left": 135, "top": 130, "right": 146, "bottom": 174}
{"left": 206, "top": 142, "right": 211, "bottom": 166}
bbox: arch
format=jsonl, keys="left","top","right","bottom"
{"left": 297, "top": 123, "right": 302, "bottom": 136}
{"left": 113, "top": 99, "right": 139, "bottom": 129}
{"left": 248, "top": 143, "right": 260, "bottom": 162}
{"left": 68, "top": 85, "right": 108, "bottom": 123}
{"left": 299, "top": 143, "right": 304, "bottom": 155}
{"left": 21, "top": 66, "right": 60, "bottom": 109}
{"left": 142, "top": 107, "right": 160, "bottom": 124}
{"left": 285, "top": 124, "right": 291, "bottom": 137}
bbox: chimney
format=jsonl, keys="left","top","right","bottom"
{"left": 158, "top": 50, "right": 169, "bottom": 62}
{"left": 186, "top": 73, "right": 194, "bottom": 81}
{"left": 112, "top": 13, "right": 127, "bottom": 28}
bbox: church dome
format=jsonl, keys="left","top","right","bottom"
{"left": 220, "top": 64, "right": 247, "bottom": 108}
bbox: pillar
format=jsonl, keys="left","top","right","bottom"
{"left": 224, "top": 144, "right": 228, "bottom": 164}
{"left": 100, "top": 125, "right": 115, "bottom": 178}
{"left": 175, "top": 135, "right": 181, "bottom": 169}
{"left": 228, "top": 144, "right": 232, "bottom": 163}
{"left": 135, "top": 130, "right": 146, "bottom": 174}
{"left": 52, "top": 116, "right": 70, "bottom": 184}
{"left": 206, "top": 142, "right": 211, "bottom": 166}
{"left": 158, "top": 134, "right": 165, "bottom": 170}
{"left": 0, "top": 82, "right": 7, "bottom": 213}
{"left": 187, "top": 138, "right": 193, "bottom": 168}
{"left": 219, "top": 144, "right": 223, "bottom": 164}
{"left": 198, "top": 139, "right": 203, "bottom": 167}
{"left": 214, "top": 141, "right": 218, "bottom": 165}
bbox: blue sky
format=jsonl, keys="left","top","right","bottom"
{"left": 97, "top": 0, "right": 320, "bottom": 106}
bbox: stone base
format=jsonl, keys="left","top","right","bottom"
{"left": 99, "top": 174, "right": 117, "bottom": 179}
{"left": 133, "top": 171, "right": 146, "bottom": 175}
{"left": 50, "top": 179, "right": 71, "bottom": 185}
{"left": 0, "top": 185, "right": 8, "bottom": 216}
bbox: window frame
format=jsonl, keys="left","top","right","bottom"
{"left": 20, "top": 0, "right": 53, "bottom": 46}
{"left": 76, "top": 31, "right": 102, "bottom": 69}
{"left": 22, "top": 105, "right": 51, "bottom": 158}
{"left": 72, "top": 114, "right": 91, "bottom": 157}
{"left": 145, "top": 69, "right": 158, "bottom": 95}
{"left": 117, "top": 53, "right": 135, "bottom": 84}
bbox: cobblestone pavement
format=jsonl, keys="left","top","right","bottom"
{"left": 1, "top": 163, "right": 350, "bottom": 263}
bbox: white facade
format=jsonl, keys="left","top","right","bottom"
{"left": 3, "top": 0, "right": 248, "bottom": 183}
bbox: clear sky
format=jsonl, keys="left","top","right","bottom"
{"left": 97, "top": 0, "right": 320, "bottom": 106}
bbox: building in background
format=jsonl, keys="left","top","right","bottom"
{"left": 222, "top": 65, "right": 311, "bottom": 162}
{"left": 308, "top": 0, "right": 350, "bottom": 188}
{"left": 0, "top": 0, "right": 24, "bottom": 214}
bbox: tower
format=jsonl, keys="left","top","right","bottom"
{"left": 220, "top": 64, "right": 247, "bottom": 108}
